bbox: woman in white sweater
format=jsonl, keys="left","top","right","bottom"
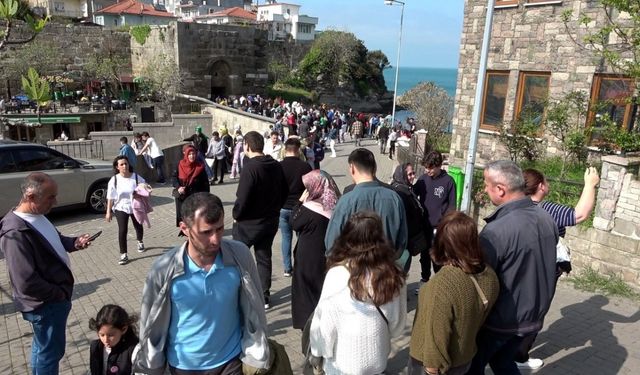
{"left": 309, "top": 211, "right": 407, "bottom": 375}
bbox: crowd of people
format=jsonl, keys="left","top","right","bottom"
{"left": 0, "top": 103, "right": 602, "bottom": 374}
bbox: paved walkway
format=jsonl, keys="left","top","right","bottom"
{"left": 1, "top": 139, "right": 639, "bottom": 374}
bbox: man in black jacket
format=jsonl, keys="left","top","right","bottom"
{"left": 468, "top": 160, "right": 558, "bottom": 375}
{"left": 0, "top": 172, "right": 93, "bottom": 375}
{"left": 279, "top": 138, "right": 312, "bottom": 276}
{"left": 233, "top": 131, "right": 288, "bottom": 309}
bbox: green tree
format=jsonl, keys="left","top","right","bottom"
{"left": 499, "top": 105, "right": 546, "bottom": 163}
{"left": 295, "top": 30, "right": 388, "bottom": 96}
{"left": 21, "top": 67, "right": 50, "bottom": 123}
{"left": 1, "top": 40, "right": 62, "bottom": 96}
{"left": 397, "top": 82, "right": 453, "bottom": 146}
{"left": 84, "top": 34, "right": 130, "bottom": 97}
{"left": 0, "top": 0, "right": 47, "bottom": 54}
{"left": 137, "top": 52, "right": 183, "bottom": 114}
{"left": 544, "top": 91, "right": 590, "bottom": 175}
{"left": 563, "top": 0, "right": 640, "bottom": 83}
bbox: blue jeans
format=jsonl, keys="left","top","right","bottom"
{"left": 279, "top": 208, "right": 293, "bottom": 273}
{"left": 467, "top": 329, "right": 524, "bottom": 375}
{"left": 22, "top": 300, "right": 72, "bottom": 375}
{"left": 153, "top": 155, "right": 165, "bottom": 183}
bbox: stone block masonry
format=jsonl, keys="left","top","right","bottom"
{"left": 0, "top": 22, "right": 132, "bottom": 96}
{"left": 449, "top": 0, "right": 616, "bottom": 167}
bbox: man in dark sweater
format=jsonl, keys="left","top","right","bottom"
{"left": 233, "top": 131, "right": 288, "bottom": 309}
{"left": 414, "top": 151, "right": 456, "bottom": 288}
{"left": 279, "top": 138, "right": 312, "bottom": 276}
{"left": 468, "top": 160, "right": 558, "bottom": 374}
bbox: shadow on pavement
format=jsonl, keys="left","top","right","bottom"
{"left": 531, "top": 295, "right": 640, "bottom": 374}
{"left": 72, "top": 278, "right": 111, "bottom": 300}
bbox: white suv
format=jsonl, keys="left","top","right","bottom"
{"left": 0, "top": 140, "right": 113, "bottom": 217}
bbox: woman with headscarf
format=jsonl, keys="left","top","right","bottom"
{"left": 172, "top": 145, "right": 210, "bottom": 231}
{"left": 391, "top": 162, "right": 431, "bottom": 271}
{"left": 289, "top": 169, "right": 341, "bottom": 330}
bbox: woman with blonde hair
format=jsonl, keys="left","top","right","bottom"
{"left": 309, "top": 211, "right": 406, "bottom": 374}
{"left": 409, "top": 211, "right": 499, "bottom": 375}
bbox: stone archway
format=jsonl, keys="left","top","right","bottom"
{"left": 209, "top": 60, "right": 232, "bottom": 99}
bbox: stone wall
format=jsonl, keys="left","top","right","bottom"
{"left": 201, "top": 103, "right": 275, "bottom": 135}
{"left": 0, "top": 22, "right": 132, "bottom": 96}
{"left": 449, "top": 0, "right": 613, "bottom": 168}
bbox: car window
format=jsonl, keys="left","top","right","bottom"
{"left": 13, "top": 148, "right": 69, "bottom": 172}
{"left": 0, "top": 150, "right": 18, "bottom": 173}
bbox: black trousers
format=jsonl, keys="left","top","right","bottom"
{"left": 212, "top": 157, "right": 226, "bottom": 182}
{"left": 233, "top": 218, "right": 279, "bottom": 303}
{"left": 114, "top": 210, "right": 143, "bottom": 254}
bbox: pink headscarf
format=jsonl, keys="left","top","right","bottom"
{"left": 301, "top": 169, "right": 341, "bottom": 219}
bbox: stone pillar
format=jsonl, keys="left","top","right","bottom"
{"left": 593, "top": 155, "right": 640, "bottom": 231}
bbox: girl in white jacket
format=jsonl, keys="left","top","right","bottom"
{"left": 310, "top": 211, "right": 407, "bottom": 375}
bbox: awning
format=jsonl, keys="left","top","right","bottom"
{"left": 21, "top": 116, "right": 82, "bottom": 124}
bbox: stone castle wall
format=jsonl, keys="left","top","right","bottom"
{"left": 450, "top": 0, "right": 612, "bottom": 167}
{"left": 0, "top": 22, "right": 132, "bottom": 96}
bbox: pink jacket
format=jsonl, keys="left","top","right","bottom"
{"left": 133, "top": 185, "right": 153, "bottom": 228}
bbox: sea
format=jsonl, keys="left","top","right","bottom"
{"left": 382, "top": 66, "right": 458, "bottom": 124}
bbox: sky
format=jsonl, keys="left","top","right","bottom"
{"left": 298, "top": 0, "right": 465, "bottom": 69}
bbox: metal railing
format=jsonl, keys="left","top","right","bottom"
{"left": 47, "top": 140, "right": 104, "bottom": 160}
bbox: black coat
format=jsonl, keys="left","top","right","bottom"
{"left": 290, "top": 204, "right": 329, "bottom": 329}
{"left": 89, "top": 329, "right": 138, "bottom": 375}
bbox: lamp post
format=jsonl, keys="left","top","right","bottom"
{"left": 385, "top": 0, "right": 404, "bottom": 129}
{"left": 459, "top": 0, "right": 496, "bottom": 213}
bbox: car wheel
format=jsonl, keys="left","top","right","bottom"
{"left": 87, "top": 182, "right": 108, "bottom": 213}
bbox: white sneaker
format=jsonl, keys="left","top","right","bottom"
{"left": 516, "top": 358, "right": 544, "bottom": 370}
{"left": 137, "top": 241, "right": 145, "bottom": 253}
{"left": 119, "top": 254, "right": 129, "bottom": 265}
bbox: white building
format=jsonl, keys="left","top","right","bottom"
{"left": 256, "top": 1, "right": 317, "bottom": 41}
{"left": 195, "top": 6, "right": 256, "bottom": 25}
{"left": 175, "top": 0, "right": 251, "bottom": 22}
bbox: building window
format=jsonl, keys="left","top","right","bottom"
{"left": 514, "top": 71, "right": 550, "bottom": 126}
{"left": 526, "top": 0, "right": 562, "bottom": 4}
{"left": 298, "top": 23, "right": 312, "bottom": 34}
{"left": 589, "top": 75, "right": 636, "bottom": 137}
{"left": 496, "top": 0, "right": 518, "bottom": 6}
{"left": 481, "top": 71, "right": 510, "bottom": 130}
{"left": 54, "top": 2, "right": 65, "bottom": 11}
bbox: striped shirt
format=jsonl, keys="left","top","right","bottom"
{"left": 539, "top": 201, "right": 576, "bottom": 237}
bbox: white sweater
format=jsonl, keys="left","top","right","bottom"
{"left": 309, "top": 265, "right": 407, "bottom": 375}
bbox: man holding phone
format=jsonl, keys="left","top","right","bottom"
{"left": 0, "top": 172, "right": 94, "bottom": 375}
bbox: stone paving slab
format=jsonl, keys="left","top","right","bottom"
{"left": 1, "top": 139, "right": 639, "bottom": 374}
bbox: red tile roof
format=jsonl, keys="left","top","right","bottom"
{"left": 96, "top": 0, "right": 178, "bottom": 18}
{"left": 208, "top": 7, "right": 256, "bottom": 20}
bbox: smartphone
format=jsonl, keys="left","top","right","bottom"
{"left": 88, "top": 231, "right": 102, "bottom": 242}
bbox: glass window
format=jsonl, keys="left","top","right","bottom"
{"left": 13, "top": 148, "right": 68, "bottom": 172}
{"left": 588, "top": 75, "right": 636, "bottom": 142}
{"left": 481, "top": 71, "right": 510, "bottom": 130}
{"left": 496, "top": 0, "right": 518, "bottom": 6}
{"left": 0, "top": 150, "right": 18, "bottom": 174}
{"left": 515, "top": 72, "right": 551, "bottom": 126}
